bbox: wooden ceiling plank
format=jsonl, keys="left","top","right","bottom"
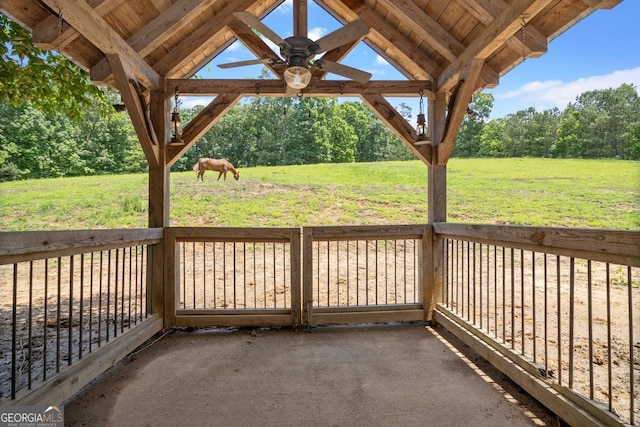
{"left": 582, "top": 0, "right": 622, "bottom": 9}
{"left": 360, "top": 93, "right": 432, "bottom": 166}
{"left": 458, "top": 0, "right": 547, "bottom": 58}
{"left": 90, "top": 0, "right": 217, "bottom": 86}
{"left": 127, "top": 0, "right": 217, "bottom": 58}
{"left": 374, "top": 0, "right": 499, "bottom": 93}
{"left": 151, "top": 0, "right": 258, "bottom": 77}
{"left": 32, "top": 0, "right": 127, "bottom": 50}
{"left": 166, "top": 93, "right": 242, "bottom": 166}
{"left": 39, "top": 0, "right": 161, "bottom": 89}
{"left": 376, "top": 0, "right": 461, "bottom": 62}
{"left": 318, "top": 0, "right": 442, "bottom": 79}
{"left": 166, "top": 79, "right": 434, "bottom": 97}
{"left": 437, "top": 58, "right": 484, "bottom": 165}
{"left": 106, "top": 54, "right": 159, "bottom": 166}
{"left": 438, "top": 0, "right": 556, "bottom": 91}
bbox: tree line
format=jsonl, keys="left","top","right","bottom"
{"left": 1, "top": 13, "right": 639, "bottom": 181}
{"left": 171, "top": 96, "right": 414, "bottom": 172}
{"left": 2, "top": 82, "right": 638, "bottom": 181}
{"left": 2, "top": 83, "right": 639, "bottom": 181}
{"left": 455, "top": 84, "right": 640, "bottom": 160}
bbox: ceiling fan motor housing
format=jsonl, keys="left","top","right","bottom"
{"left": 281, "top": 36, "right": 317, "bottom": 65}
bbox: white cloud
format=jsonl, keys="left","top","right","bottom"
{"left": 180, "top": 96, "right": 215, "bottom": 109}
{"left": 227, "top": 40, "right": 244, "bottom": 51}
{"left": 279, "top": 0, "right": 293, "bottom": 13}
{"left": 375, "top": 55, "right": 389, "bottom": 66}
{"left": 498, "top": 67, "right": 640, "bottom": 111}
{"left": 309, "top": 26, "right": 327, "bottom": 41}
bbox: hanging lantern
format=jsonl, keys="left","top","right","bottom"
{"left": 416, "top": 89, "right": 427, "bottom": 141}
{"left": 170, "top": 87, "right": 183, "bottom": 144}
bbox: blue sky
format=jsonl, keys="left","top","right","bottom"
{"left": 194, "top": 0, "right": 640, "bottom": 120}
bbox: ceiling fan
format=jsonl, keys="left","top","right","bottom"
{"left": 219, "top": 11, "right": 372, "bottom": 91}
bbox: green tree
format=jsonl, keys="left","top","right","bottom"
{"left": 453, "top": 93, "right": 494, "bottom": 157}
{"left": 479, "top": 118, "right": 507, "bottom": 157}
{"left": 0, "top": 14, "right": 108, "bottom": 121}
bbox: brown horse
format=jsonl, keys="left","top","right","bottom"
{"left": 192, "top": 158, "right": 240, "bottom": 181}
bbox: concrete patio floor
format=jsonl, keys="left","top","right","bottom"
{"left": 63, "top": 323, "right": 560, "bottom": 426}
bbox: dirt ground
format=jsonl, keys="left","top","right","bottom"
{"left": 1, "top": 243, "right": 638, "bottom": 423}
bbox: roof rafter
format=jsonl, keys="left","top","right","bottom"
{"left": 32, "top": 0, "right": 127, "bottom": 51}
{"left": 375, "top": 0, "right": 499, "bottom": 90}
{"left": 316, "top": 0, "right": 437, "bottom": 79}
{"left": 457, "top": 0, "right": 547, "bottom": 59}
{"left": 438, "top": 0, "right": 556, "bottom": 92}
{"left": 39, "top": 0, "right": 161, "bottom": 89}
{"left": 90, "top": 0, "right": 218, "bottom": 84}
{"left": 227, "top": 18, "right": 286, "bottom": 77}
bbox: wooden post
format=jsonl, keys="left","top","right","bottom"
{"left": 424, "top": 90, "right": 448, "bottom": 321}
{"left": 148, "top": 88, "right": 171, "bottom": 328}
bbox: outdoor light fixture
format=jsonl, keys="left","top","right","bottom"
{"left": 466, "top": 107, "right": 478, "bottom": 118}
{"left": 284, "top": 57, "right": 312, "bottom": 90}
{"left": 170, "top": 88, "right": 183, "bottom": 144}
{"left": 416, "top": 89, "right": 427, "bottom": 141}
{"left": 284, "top": 66, "right": 312, "bottom": 89}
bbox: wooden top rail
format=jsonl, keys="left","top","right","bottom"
{"left": 168, "top": 226, "right": 300, "bottom": 243}
{"left": 0, "top": 228, "right": 163, "bottom": 265}
{"left": 306, "top": 224, "right": 427, "bottom": 241}
{"left": 433, "top": 223, "right": 640, "bottom": 267}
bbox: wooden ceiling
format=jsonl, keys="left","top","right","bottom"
{"left": 0, "top": 0, "right": 622, "bottom": 166}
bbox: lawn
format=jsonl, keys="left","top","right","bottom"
{"left": 0, "top": 158, "right": 637, "bottom": 231}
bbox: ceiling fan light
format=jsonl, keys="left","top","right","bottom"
{"left": 284, "top": 66, "right": 312, "bottom": 89}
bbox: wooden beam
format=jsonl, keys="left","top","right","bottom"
{"left": 458, "top": 0, "right": 547, "bottom": 59}
{"left": 32, "top": 0, "right": 127, "bottom": 51}
{"left": 40, "top": 0, "right": 161, "bottom": 90}
{"left": 90, "top": 0, "right": 218, "bottom": 83}
{"left": 438, "top": 0, "right": 556, "bottom": 91}
{"left": 107, "top": 54, "right": 160, "bottom": 167}
{"left": 166, "top": 93, "right": 242, "bottom": 166}
{"left": 166, "top": 79, "right": 434, "bottom": 97}
{"left": 294, "top": 0, "right": 308, "bottom": 37}
{"left": 316, "top": 0, "right": 439, "bottom": 79}
{"left": 437, "top": 58, "right": 484, "bottom": 165}
{"left": 376, "top": 0, "right": 499, "bottom": 91}
{"left": 151, "top": 0, "right": 258, "bottom": 77}
{"left": 376, "top": 0, "right": 459, "bottom": 63}
{"left": 226, "top": 19, "right": 285, "bottom": 77}
{"left": 360, "top": 93, "right": 432, "bottom": 166}
{"left": 582, "top": 0, "right": 622, "bottom": 9}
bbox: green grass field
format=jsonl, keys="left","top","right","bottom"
{"left": 1, "top": 159, "right": 638, "bottom": 231}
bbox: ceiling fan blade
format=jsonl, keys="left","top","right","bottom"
{"left": 233, "top": 11, "right": 289, "bottom": 48}
{"left": 314, "top": 19, "right": 369, "bottom": 54}
{"left": 316, "top": 60, "right": 372, "bottom": 84}
{"left": 218, "top": 58, "right": 275, "bottom": 68}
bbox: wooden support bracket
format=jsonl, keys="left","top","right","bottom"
{"left": 166, "top": 93, "right": 242, "bottom": 167}
{"left": 360, "top": 93, "right": 432, "bottom": 166}
{"left": 107, "top": 54, "right": 160, "bottom": 167}
{"left": 437, "top": 58, "right": 484, "bottom": 165}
